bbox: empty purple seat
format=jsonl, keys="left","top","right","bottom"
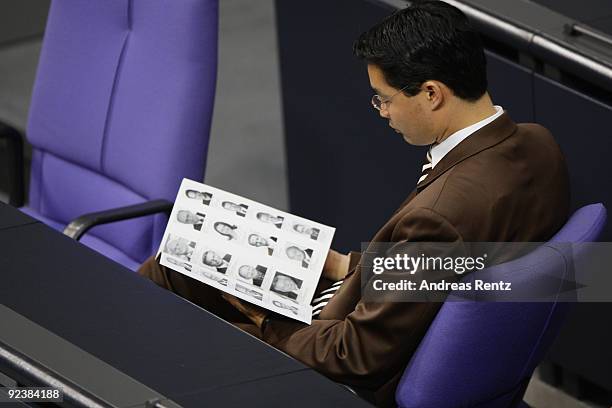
{"left": 20, "top": 0, "right": 218, "bottom": 270}
{"left": 396, "top": 204, "right": 607, "bottom": 408}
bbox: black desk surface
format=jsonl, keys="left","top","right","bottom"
{"left": 0, "top": 204, "right": 38, "bottom": 230}
{"left": 0, "top": 202, "right": 371, "bottom": 407}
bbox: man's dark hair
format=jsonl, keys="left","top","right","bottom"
{"left": 353, "top": 0, "right": 487, "bottom": 101}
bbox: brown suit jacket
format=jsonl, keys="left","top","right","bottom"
{"left": 259, "top": 113, "right": 570, "bottom": 407}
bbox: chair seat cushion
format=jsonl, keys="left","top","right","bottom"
{"left": 20, "top": 207, "right": 140, "bottom": 271}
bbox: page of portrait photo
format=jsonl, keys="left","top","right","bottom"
{"left": 157, "top": 178, "right": 336, "bottom": 324}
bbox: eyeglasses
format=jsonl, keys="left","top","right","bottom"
{"left": 371, "top": 84, "right": 415, "bottom": 111}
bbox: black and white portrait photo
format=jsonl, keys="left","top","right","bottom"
{"left": 201, "top": 249, "right": 232, "bottom": 274}
{"left": 285, "top": 244, "right": 313, "bottom": 268}
{"left": 221, "top": 200, "right": 248, "bottom": 217}
{"left": 256, "top": 212, "right": 284, "bottom": 229}
{"left": 247, "top": 233, "right": 277, "bottom": 256}
{"left": 163, "top": 235, "right": 196, "bottom": 262}
{"left": 176, "top": 210, "right": 205, "bottom": 231}
{"left": 185, "top": 189, "right": 212, "bottom": 205}
{"left": 292, "top": 222, "right": 320, "bottom": 240}
{"left": 237, "top": 264, "right": 267, "bottom": 287}
{"left": 270, "top": 272, "right": 302, "bottom": 301}
{"left": 213, "top": 221, "right": 239, "bottom": 240}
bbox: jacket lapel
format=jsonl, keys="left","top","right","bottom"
{"left": 416, "top": 113, "right": 517, "bottom": 191}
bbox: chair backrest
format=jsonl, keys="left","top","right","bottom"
{"left": 395, "top": 204, "right": 607, "bottom": 408}
{"left": 25, "top": 0, "right": 218, "bottom": 264}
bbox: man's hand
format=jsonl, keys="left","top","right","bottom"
{"left": 222, "top": 293, "right": 268, "bottom": 327}
{"left": 322, "top": 249, "right": 350, "bottom": 281}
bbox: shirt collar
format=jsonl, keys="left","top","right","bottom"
{"left": 430, "top": 106, "right": 504, "bottom": 168}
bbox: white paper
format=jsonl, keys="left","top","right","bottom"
{"left": 157, "top": 178, "right": 336, "bottom": 324}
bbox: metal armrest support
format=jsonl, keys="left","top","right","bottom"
{"left": 63, "top": 199, "right": 173, "bottom": 241}
{"left": 0, "top": 122, "right": 25, "bottom": 207}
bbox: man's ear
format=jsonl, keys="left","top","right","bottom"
{"left": 422, "top": 81, "right": 444, "bottom": 110}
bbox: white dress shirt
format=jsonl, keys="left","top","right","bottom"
{"left": 430, "top": 105, "right": 504, "bottom": 168}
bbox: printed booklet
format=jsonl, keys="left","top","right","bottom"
{"left": 157, "top": 178, "right": 335, "bottom": 324}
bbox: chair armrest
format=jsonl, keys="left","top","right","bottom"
{"left": 0, "top": 122, "right": 25, "bottom": 207}
{"left": 63, "top": 199, "right": 173, "bottom": 241}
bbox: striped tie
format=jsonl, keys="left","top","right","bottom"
{"left": 417, "top": 147, "right": 433, "bottom": 185}
{"left": 311, "top": 279, "right": 344, "bottom": 317}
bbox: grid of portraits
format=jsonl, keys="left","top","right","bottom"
{"left": 158, "top": 179, "right": 336, "bottom": 323}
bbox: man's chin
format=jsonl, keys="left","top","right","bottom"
{"left": 392, "top": 128, "right": 422, "bottom": 145}
{"left": 399, "top": 132, "right": 415, "bottom": 144}
{"left": 401, "top": 133, "right": 430, "bottom": 146}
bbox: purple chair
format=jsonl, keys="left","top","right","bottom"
{"left": 11, "top": 0, "right": 218, "bottom": 270}
{"left": 395, "top": 204, "right": 607, "bottom": 408}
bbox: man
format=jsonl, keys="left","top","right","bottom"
{"left": 238, "top": 264, "right": 267, "bottom": 287}
{"left": 176, "top": 210, "right": 205, "bottom": 231}
{"left": 292, "top": 223, "right": 319, "bottom": 240}
{"left": 185, "top": 189, "right": 212, "bottom": 205}
{"left": 162, "top": 236, "right": 194, "bottom": 262}
{"left": 221, "top": 200, "right": 248, "bottom": 217}
{"left": 247, "top": 233, "right": 276, "bottom": 256}
{"left": 256, "top": 212, "right": 284, "bottom": 228}
{"left": 201, "top": 250, "right": 231, "bottom": 274}
{"left": 270, "top": 273, "right": 301, "bottom": 301}
{"left": 139, "top": 2, "right": 569, "bottom": 406}
{"left": 285, "top": 245, "right": 313, "bottom": 268}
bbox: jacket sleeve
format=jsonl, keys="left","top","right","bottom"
{"left": 261, "top": 207, "right": 464, "bottom": 389}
